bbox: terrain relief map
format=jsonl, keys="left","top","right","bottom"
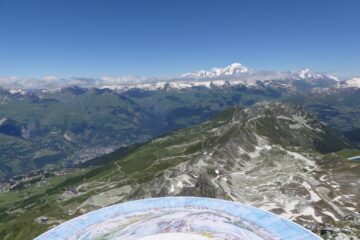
{"left": 36, "top": 197, "right": 320, "bottom": 240}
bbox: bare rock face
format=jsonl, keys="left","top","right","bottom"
{"left": 179, "top": 171, "right": 219, "bottom": 198}
{"left": 305, "top": 213, "right": 360, "bottom": 239}
{"left": 5, "top": 102, "right": 357, "bottom": 239}
{"left": 116, "top": 102, "right": 358, "bottom": 229}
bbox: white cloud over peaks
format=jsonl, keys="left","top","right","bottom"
{"left": 43, "top": 75, "right": 59, "bottom": 82}
{"left": 0, "top": 76, "right": 21, "bottom": 88}
{"left": 0, "top": 75, "right": 159, "bottom": 89}
{"left": 97, "top": 75, "right": 151, "bottom": 86}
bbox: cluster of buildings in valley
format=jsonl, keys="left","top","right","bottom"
{"left": 0, "top": 168, "right": 78, "bottom": 192}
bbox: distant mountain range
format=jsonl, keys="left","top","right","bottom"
{"left": 1, "top": 63, "right": 359, "bottom": 91}
{"left": 100, "top": 64, "right": 357, "bottom": 92}
{"left": 1, "top": 67, "right": 360, "bottom": 179}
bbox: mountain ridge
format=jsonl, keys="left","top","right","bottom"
{"left": 0, "top": 102, "right": 358, "bottom": 239}
{"left": 1, "top": 75, "right": 360, "bottom": 179}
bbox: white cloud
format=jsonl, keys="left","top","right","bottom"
{"left": 0, "top": 75, "right": 159, "bottom": 89}
{"left": 97, "top": 75, "right": 150, "bottom": 86}
{"left": 43, "top": 75, "right": 59, "bottom": 82}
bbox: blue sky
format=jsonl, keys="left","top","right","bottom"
{"left": 0, "top": 0, "right": 359, "bottom": 78}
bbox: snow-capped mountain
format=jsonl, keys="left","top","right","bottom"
{"left": 342, "top": 77, "right": 360, "bottom": 88}
{"left": 99, "top": 102, "right": 356, "bottom": 226}
{"left": 178, "top": 64, "right": 339, "bottom": 91}
{"left": 8, "top": 88, "right": 26, "bottom": 95}
{"left": 315, "top": 77, "right": 360, "bottom": 93}
{"left": 292, "top": 68, "right": 339, "bottom": 82}
{"left": 181, "top": 63, "right": 250, "bottom": 79}
{"left": 180, "top": 64, "right": 338, "bottom": 83}
{"left": 279, "top": 69, "right": 340, "bottom": 91}
{"left": 0, "top": 63, "right": 355, "bottom": 92}
{"left": 100, "top": 66, "right": 341, "bottom": 92}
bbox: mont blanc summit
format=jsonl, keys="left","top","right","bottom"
{"left": 181, "top": 63, "right": 250, "bottom": 79}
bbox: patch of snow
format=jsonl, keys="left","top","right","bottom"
{"left": 169, "top": 184, "right": 175, "bottom": 193}
{"left": 9, "top": 88, "right": 26, "bottom": 95}
{"left": 302, "top": 182, "right": 321, "bottom": 202}
{"left": 63, "top": 131, "right": 74, "bottom": 142}
{"left": 0, "top": 118, "right": 7, "bottom": 125}
{"left": 279, "top": 200, "right": 299, "bottom": 219}
{"left": 285, "top": 150, "right": 317, "bottom": 169}
{"left": 278, "top": 115, "right": 322, "bottom": 132}
{"left": 289, "top": 124, "right": 303, "bottom": 129}
{"left": 276, "top": 115, "right": 293, "bottom": 121}
{"left": 302, "top": 206, "right": 323, "bottom": 223}
{"left": 176, "top": 181, "right": 183, "bottom": 188}
{"left": 348, "top": 155, "right": 360, "bottom": 160}
{"left": 292, "top": 115, "right": 314, "bottom": 130}
{"left": 332, "top": 196, "right": 343, "bottom": 203}
{"left": 319, "top": 175, "right": 327, "bottom": 182}
{"left": 329, "top": 181, "right": 340, "bottom": 189}
{"left": 345, "top": 207, "right": 356, "bottom": 211}
{"left": 176, "top": 174, "right": 195, "bottom": 187}
{"left": 323, "top": 211, "right": 339, "bottom": 221}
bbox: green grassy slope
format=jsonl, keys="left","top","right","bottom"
{"left": 0, "top": 104, "right": 359, "bottom": 239}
